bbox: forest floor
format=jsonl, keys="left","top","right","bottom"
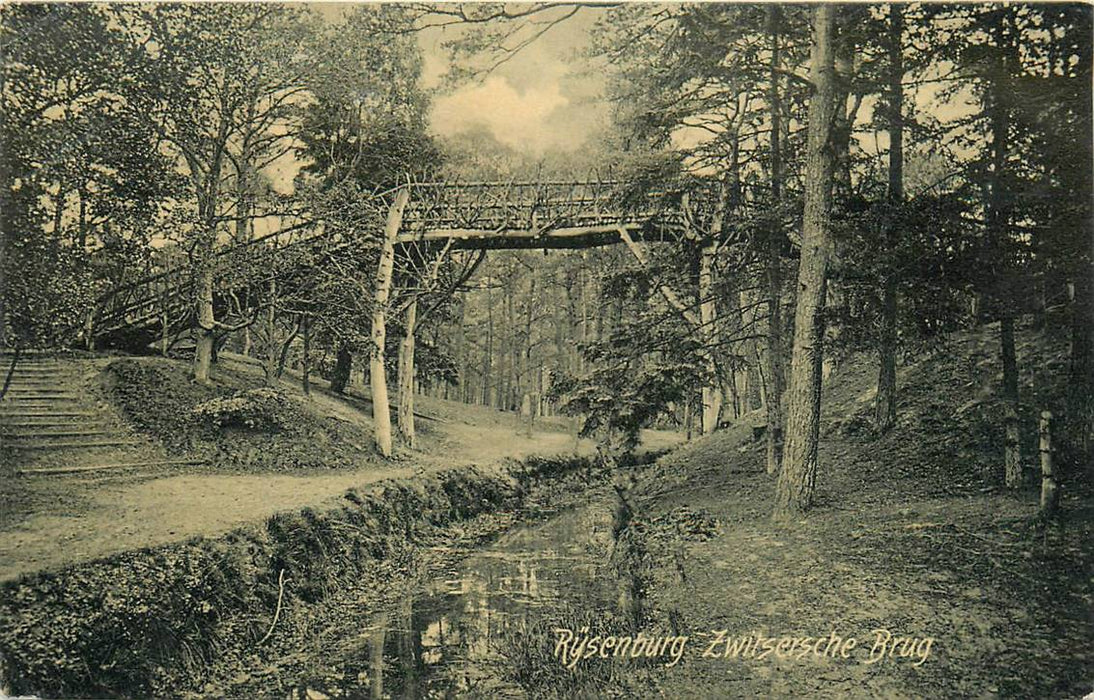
{"left": 631, "top": 323, "right": 1093, "bottom": 698}
{"left": 0, "top": 351, "right": 677, "bottom": 581}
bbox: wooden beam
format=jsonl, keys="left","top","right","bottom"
{"left": 617, "top": 226, "right": 702, "bottom": 329}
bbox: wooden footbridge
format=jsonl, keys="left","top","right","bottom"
{"left": 90, "top": 177, "right": 743, "bottom": 347}
{"left": 85, "top": 175, "right": 757, "bottom": 456}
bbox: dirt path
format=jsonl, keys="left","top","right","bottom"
{"left": 0, "top": 354, "right": 681, "bottom": 581}
{"left": 0, "top": 470, "right": 416, "bottom": 581}
{"left": 0, "top": 430, "right": 593, "bottom": 582}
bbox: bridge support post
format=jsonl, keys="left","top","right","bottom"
{"left": 619, "top": 225, "right": 721, "bottom": 434}
{"left": 397, "top": 299, "right": 417, "bottom": 449}
{"left": 371, "top": 187, "right": 410, "bottom": 458}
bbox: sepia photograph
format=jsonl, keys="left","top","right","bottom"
{"left": 0, "top": 1, "right": 1092, "bottom": 697}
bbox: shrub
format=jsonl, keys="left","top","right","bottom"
{"left": 192, "top": 388, "right": 300, "bottom": 434}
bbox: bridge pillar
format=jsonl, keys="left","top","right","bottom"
{"left": 397, "top": 298, "right": 417, "bottom": 449}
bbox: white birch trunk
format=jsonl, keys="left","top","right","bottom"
{"left": 370, "top": 188, "right": 409, "bottom": 457}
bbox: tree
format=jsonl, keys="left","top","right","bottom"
{"left": 774, "top": 4, "right": 847, "bottom": 518}
{"left": 124, "top": 4, "right": 314, "bottom": 382}
{"left": 294, "top": 5, "right": 441, "bottom": 455}
{"left": 874, "top": 4, "right": 904, "bottom": 433}
{"left": 1, "top": 4, "right": 176, "bottom": 348}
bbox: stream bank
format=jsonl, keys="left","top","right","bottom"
{"left": 0, "top": 452, "right": 667, "bottom": 698}
{"left": 213, "top": 457, "right": 680, "bottom": 699}
{"left": 0, "top": 456, "right": 582, "bottom": 697}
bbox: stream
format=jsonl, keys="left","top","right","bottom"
{"left": 299, "top": 493, "right": 626, "bottom": 699}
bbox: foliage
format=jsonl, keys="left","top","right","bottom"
{"left": 553, "top": 321, "right": 702, "bottom": 462}
{"left": 0, "top": 4, "right": 175, "bottom": 347}
{"left": 828, "top": 193, "right": 979, "bottom": 361}
{"left": 2, "top": 231, "right": 103, "bottom": 348}
{"left": 493, "top": 604, "right": 644, "bottom": 697}
{"left": 102, "top": 358, "right": 368, "bottom": 472}
{"left": 192, "top": 388, "right": 302, "bottom": 434}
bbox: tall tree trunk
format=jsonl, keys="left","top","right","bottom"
{"left": 1070, "top": 255, "right": 1094, "bottom": 478}
{"left": 483, "top": 283, "right": 494, "bottom": 406}
{"left": 988, "top": 15, "right": 1023, "bottom": 487}
{"left": 774, "top": 4, "right": 842, "bottom": 518}
{"left": 579, "top": 251, "right": 589, "bottom": 374}
{"left": 700, "top": 190, "right": 723, "bottom": 434}
{"left": 264, "top": 279, "right": 278, "bottom": 385}
{"left": 52, "top": 183, "right": 65, "bottom": 237}
{"left": 0, "top": 203, "right": 6, "bottom": 349}
{"left": 77, "top": 188, "right": 87, "bottom": 250}
{"left": 456, "top": 298, "right": 467, "bottom": 403}
{"left": 523, "top": 266, "right": 536, "bottom": 417}
{"left": 875, "top": 4, "right": 903, "bottom": 432}
{"left": 398, "top": 299, "right": 417, "bottom": 448}
{"left": 191, "top": 175, "right": 222, "bottom": 384}
{"left": 505, "top": 272, "right": 516, "bottom": 410}
{"left": 275, "top": 315, "right": 302, "bottom": 380}
{"left": 764, "top": 4, "right": 786, "bottom": 474}
{"left": 739, "top": 288, "right": 760, "bottom": 418}
{"left": 370, "top": 188, "right": 409, "bottom": 458}
{"left": 192, "top": 248, "right": 216, "bottom": 384}
{"left": 1001, "top": 317, "right": 1023, "bottom": 486}
{"left": 330, "top": 344, "right": 352, "bottom": 394}
{"left": 302, "top": 314, "right": 311, "bottom": 397}
{"left": 1068, "top": 31, "right": 1094, "bottom": 479}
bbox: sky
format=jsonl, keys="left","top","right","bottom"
{"left": 419, "top": 7, "right": 610, "bottom": 156}
{"left": 316, "top": 3, "right": 610, "bottom": 158}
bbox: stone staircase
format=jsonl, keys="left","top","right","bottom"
{"left": 0, "top": 353, "right": 197, "bottom": 476}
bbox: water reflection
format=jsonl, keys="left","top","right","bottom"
{"left": 322, "top": 500, "right": 617, "bottom": 698}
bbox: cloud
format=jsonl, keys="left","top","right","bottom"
{"left": 421, "top": 8, "right": 608, "bottom": 157}
{"left": 430, "top": 75, "right": 576, "bottom": 155}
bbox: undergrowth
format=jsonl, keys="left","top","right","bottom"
{"left": 101, "top": 358, "right": 377, "bottom": 472}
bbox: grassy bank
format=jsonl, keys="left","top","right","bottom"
{"left": 102, "top": 358, "right": 383, "bottom": 473}
{"left": 618, "top": 326, "right": 1094, "bottom": 698}
{"left": 0, "top": 455, "right": 594, "bottom": 697}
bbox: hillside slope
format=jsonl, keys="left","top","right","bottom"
{"left": 630, "top": 322, "right": 1093, "bottom": 698}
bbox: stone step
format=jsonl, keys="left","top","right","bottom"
{"left": 17, "top": 459, "right": 206, "bottom": 476}
{"left": 5, "top": 438, "right": 142, "bottom": 450}
{"left": 0, "top": 410, "right": 97, "bottom": 418}
{"left": 2, "top": 385, "right": 72, "bottom": 391}
{"left": 0, "top": 406, "right": 84, "bottom": 414}
{"left": 2, "top": 428, "right": 125, "bottom": 439}
{"left": 1, "top": 394, "right": 80, "bottom": 402}
{"left": 0, "top": 420, "right": 111, "bottom": 428}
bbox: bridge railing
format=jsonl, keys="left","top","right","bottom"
{"left": 400, "top": 179, "right": 710, "bottom": 233}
